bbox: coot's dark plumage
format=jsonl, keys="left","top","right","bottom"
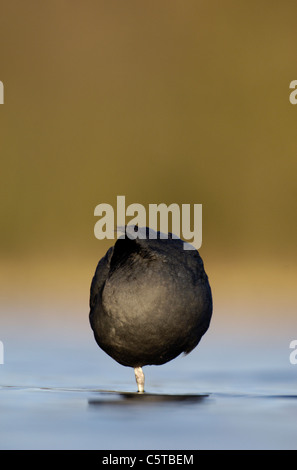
{"left": 89, "top": 227, "right": 212, "bottom": 392}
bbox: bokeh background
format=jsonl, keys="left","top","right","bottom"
{"left": 0, "top": 0, "right": 296, "bottom": 377}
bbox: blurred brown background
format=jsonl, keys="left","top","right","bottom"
{"left": 0, "top": 1, "right": 296, "bottom": 327}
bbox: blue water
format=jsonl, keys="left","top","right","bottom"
{"left": 0, "top": 303, "right": 297, "bottom": 450}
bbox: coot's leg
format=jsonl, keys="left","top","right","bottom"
{"left": 134, "top": 367, "right": 145, "bottom": 393}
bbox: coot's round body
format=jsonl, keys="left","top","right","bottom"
{"left": 89, "top": 229, "right": 212, "bottom": 385}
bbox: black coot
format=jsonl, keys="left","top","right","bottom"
{"left": 89, "top": 228, "right": 212, "bottom": 392}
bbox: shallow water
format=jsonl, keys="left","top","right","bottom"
{"left": 1, "top": 306, "right": 297, "bottom": 450}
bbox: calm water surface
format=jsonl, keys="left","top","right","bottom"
{"left": 1, "top": 305, "right": 297, "bottom": 450}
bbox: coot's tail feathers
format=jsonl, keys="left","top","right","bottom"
{"left": 109, "top": 234, "right": 155, "bottom": 275}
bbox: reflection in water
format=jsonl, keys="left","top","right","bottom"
{"left": 88, "top": 391, "right": 209, "bottom": 406}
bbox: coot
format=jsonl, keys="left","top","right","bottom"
{"left": 89, "top": 227, "right": 212, "bottom": 392}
